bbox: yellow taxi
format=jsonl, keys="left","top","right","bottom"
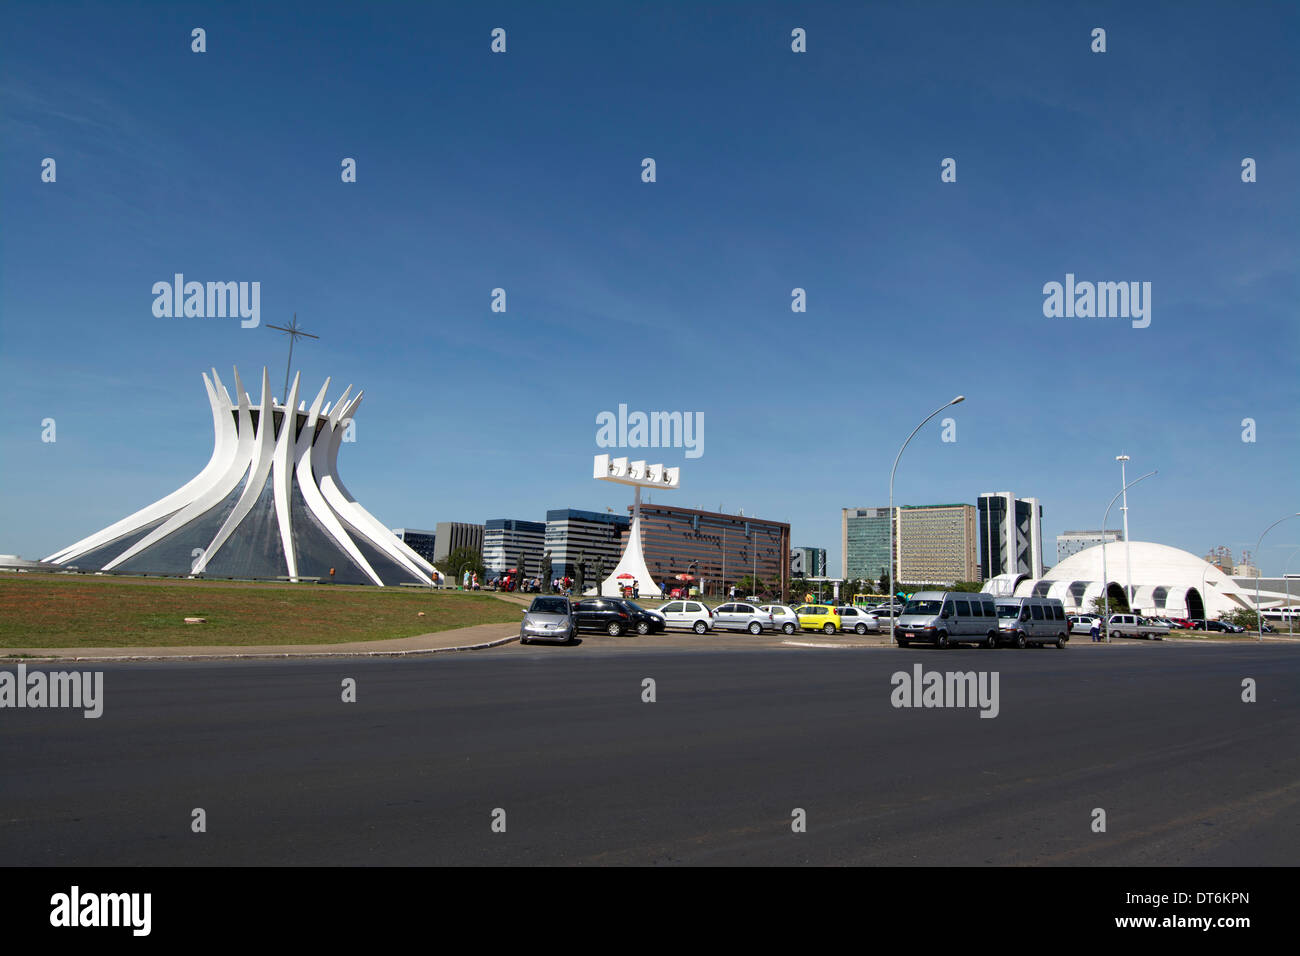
{"left": 794, "top": 604, "right": 842, "bottom": 634}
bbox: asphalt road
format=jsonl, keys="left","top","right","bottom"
{"left": 3, "top": 640, "right": 1297, "bottom": 865}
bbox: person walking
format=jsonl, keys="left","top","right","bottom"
{"left": 1090, "top": 617, "right": 1102, "bottom": 642}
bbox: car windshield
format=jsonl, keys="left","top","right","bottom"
{"left": 529, "top": 598, "right": 569, "bottom": 614}
{"left": 902, "top": 600, "right": 942, "bottom": 615}
{"left": 996, "top": 604, "right": 1020, "bottom": 618}
{"left": 622, "top": 601, "right": 646, "bottom": 612}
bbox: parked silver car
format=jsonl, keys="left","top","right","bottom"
{"left": 711, "top": 602, "right": 776, "bottom": 634}
{"left": 519, "top": 596, "right": 577, "bottom": 645}
{"left": 759, "top": 604, "right": 800, "bottom": 634}
{"left": 834, "top": 606, "right": 881, "bottom": 634}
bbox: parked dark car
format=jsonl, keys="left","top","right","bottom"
{"left": 573, "top": 598, "right": 666, "bottom": 636}
{"left": 1192, "top": 620, "right": 1236, "bottom": 632}
{"left": 618, "top": 599, "right": 666, "bottom": 634}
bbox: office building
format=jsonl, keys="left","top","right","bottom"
{"left": 483, "top": 519, "right": 546, "bottom": 580}
{"left": 978, "top": 493, "right": 1044, "bottom": 580}
{"left": 432, "top": 522, "right": 484, "bottom": 564}
{"left": 544, "top": 509, "right": 630, "bottom": 581}
{"left": 897, "top": 504, "right": 979, "bottom": 586}
{"left": 1056, "top": 529, "right": 1122, "bottom": 563}
{"left": 791, "top": 546, "right": 827, "bottom": 578}
{"left": 392, "top": 528, "right": 437, "bottom": 564}
{"left": 842, "top": 507, "right": 895, "bottom": 582}
{"left": 626, "top": 504, "right": 790, "bottom": 596}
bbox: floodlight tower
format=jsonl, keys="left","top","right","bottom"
{"left": 593, "top": 454, "right": 681, "bottom": 597}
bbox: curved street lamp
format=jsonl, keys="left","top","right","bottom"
{"left": 1200, "top": 562, "right": 1217, "bottom": 631}
{"left": 888, "top": 395, "right": 965, "bottom": 645}
{"left": 1101, "top": 470, "right": 1157, "bottom": 643}
{"left": 1254, "top": 513, "right": 1300, "bottom": 642}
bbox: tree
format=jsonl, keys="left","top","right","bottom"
{"left": 1090, "top": 593, "right": 1129, "bottom": 616}
{"left": 736, "top": 574, "right": 764, "bottom": 597}
{"left": 878, "top": 569, "right": 891, "bottom": 595}
{"left": 949, "top": 581, "right": 985, "bottom": 593}
{"left": 445, "top": 547, "right": 485, "bottom": 584}
{"left": 1224, "top": 608, "right": 1261, "bottom": 629}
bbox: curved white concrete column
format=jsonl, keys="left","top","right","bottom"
{"left": 47, "top": 366, "right": 432, "bottom": 586}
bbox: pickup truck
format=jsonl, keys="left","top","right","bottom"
{"left": 1106, "top": 613, "right": 1169, "bottom": 640}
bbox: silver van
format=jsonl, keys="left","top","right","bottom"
{"left": 894, "top": 591, "right": 1000, "bottom": 648}
{"left": 995, "top": 596, "right": 1069, "bottom": 648}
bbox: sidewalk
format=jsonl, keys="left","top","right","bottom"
{"left": 2, "top": 622, "right": 521, "bottom": 662}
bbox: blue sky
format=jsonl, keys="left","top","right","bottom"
{"left": 2, "top": 1, "right": 1297, "bottom": 573}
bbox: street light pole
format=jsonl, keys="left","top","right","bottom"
{"left": 1116, "top": 455, "right": 1134, "bottom": 612}
{"left": 1200, "top": 563, "right": 1215, "bottom": 631}
{"left": 1254, "top": 513, "right": 1300, "bottom": 642}
{"left": 889, "top": 395, "right": 965, "bottom": 645}
{"left": 1284, "top": 547, "right": 1300, "bottom": 634}
{"left": 1101, "top": 470, "right": 1156, "bottom": 643}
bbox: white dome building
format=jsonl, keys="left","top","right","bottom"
{"left": 984, "top": 541, "right": 1255, "bottom": 619}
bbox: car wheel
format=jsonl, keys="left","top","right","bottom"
{"left": 855, "top": 623, "right": 867, "bottom": 634}
{"left": 782, "top": 622, "right": 795, "bottom": 634}
{"left": 823, "top": 623, "right": 835, "bottom": 635}
{"left": 1056, "top": 635, "right": 1066, "bottom": 649}
{"left": 607, "top": 622, "right": 624, "bottom": 637}
{"left": 984, "top": 632, "right": 998, "bottom": 649}
{"left": 748, "top": 621, "right": 762, "bottom": 635}
{"left": 519, "top": 636, "right": 529, "bottom": 645}
{"left": 1015, "top": 632, "right": 1027, "bottom": 649}
{"left": 935, "top": 632, "right": 949, "bottom": 649}
{"left": 636, "top": 621, "right": 650, "bottom": 635}
{"left": 693, "top": 620, "right": 708, "bottom": 634}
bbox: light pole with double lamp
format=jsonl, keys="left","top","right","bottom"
{"left": 888, "top": 395, "right": 965, "bottom": 645}
{"left": 1101, "top": 470, "right": 1156, "bottom": 643}
{"left": 1254, "top": 513, "right": 1300, "bottom": 642}
{"left": 1116, "top": 455, "right": 1135, "bottom": 612}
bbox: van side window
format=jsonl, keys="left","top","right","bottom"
{"left": 1053, "top": 605, "right": 1065, "bottom": 620}
{"left": 956, "top": 600, "right": 971, "bottom": 616}
{"left": 1031, "top": 605, "right": 1044, "bottom": 620}
{"left": 982, "top": 600, "right": 995, "bottom": 616}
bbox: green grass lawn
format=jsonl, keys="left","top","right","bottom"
{"left": 0, "top": 573, "right": 520, "bottom": 648}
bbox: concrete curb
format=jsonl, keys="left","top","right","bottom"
{"left": 2, "top": 633, "right": 520, "bottom": 664}
{"left": 783, "top": 640, "right": 880, "bottom": 649}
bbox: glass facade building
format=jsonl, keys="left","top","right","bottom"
{"left": 977, "top": 493, "right": 1044, "bottom": 579}
{"left": 842, "top": 507, "right": 894, "bottom": 582}
{"left": 544, "top": 509, "right": 630, "bottom": 581}
{"left": 626, "top": 504, "right": 790, "bottom": 597}
{"left": 392, "top": 528, "right": 437, "bottom": 564}
{"left": 791, "top": 546, "right": 827, "bottom": 578}
{"left": 483, "top": 519, "right": 546, "bottom": 580}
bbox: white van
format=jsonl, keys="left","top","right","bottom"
{"left": 995, "top": 596, "right": 1069, "bottom": 648}
{"left": 894, "top": 591, "right": 1000, "bottom": 648}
